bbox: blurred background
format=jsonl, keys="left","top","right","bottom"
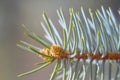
{"left": 0, "top": 0, "right": 120, "bottom": 80}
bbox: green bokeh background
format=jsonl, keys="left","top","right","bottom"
{"left": 0, "top": 0, "right": 120, "bottom": 80}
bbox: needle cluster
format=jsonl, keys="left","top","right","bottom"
{"left": 18, "top": 6, "right": 120, "bottom": 80}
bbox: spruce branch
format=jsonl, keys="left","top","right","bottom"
{"left": 18, "top": 6, "right": 120, "bottom": 80}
